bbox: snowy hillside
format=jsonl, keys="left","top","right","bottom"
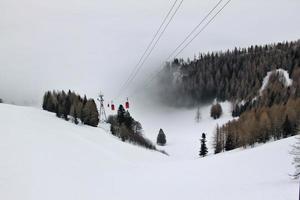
{"left": 130, "top": 101, "right": 234, "bottom": 160}
{"left": 0, "top": 103, "right": 298, "bottom": 200}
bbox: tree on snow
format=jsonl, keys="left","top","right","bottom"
{"left": 290, "top": 128, "right": 300, "bottom": 179}
{"left": 199, "top": 133, "right": 208, "bottom": 157}
{"left": 213, "top": 125, "right": 223, "bottom": 154}
{"left": 81, "top": 99, "right": 99, "bottom": 127}
{"left": 225, "top": 132, "right": 235, "bottom": 151}
{"left": 195, "top": 106, "right": 201, "bottom": 123}
{"left": 117, "top": 105, "right": 126, "bottom": 125}
{"left": 282, "top": 115, "right": 292, "bottom": 138}
{"left": 210, "top": 102, "right": 223, "bottom": 119}
{"left": 157, "top": 129, "right": 166, "bottom": 146}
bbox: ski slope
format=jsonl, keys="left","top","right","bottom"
{"left": 0, "top": 103, "right": 298, "bottom": 200}
{"left": 130, "top": 101, "right": 235, "bottom": 160}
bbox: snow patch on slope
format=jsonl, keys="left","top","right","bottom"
{"left": 259, "top": 68, "right": 293, "bottom": 95}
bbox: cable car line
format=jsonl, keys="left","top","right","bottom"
{"left": 173, "top": 0, "right": 232, "bottom": 58}
{"left": 129, "top": 0, "right": 232, "bottom": 98}
{"left": 115, "top": 0, "right": 180, "bottom": 100}
{"left": 165, "top": 0, "right": 224, "bottom": 62}
{"left": 116, "top": 0, "right": 184, "bottom": 100}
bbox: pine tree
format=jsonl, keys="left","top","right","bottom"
{"left": 199, "top": 133, "right": 208, "bottom": 157}
{"left": 214, "top": 125, "right": 223, "bottom": 154}
{"left": 282, "top": 115, "right": 292, "bottom": 138}
{"left": 290, "top": 131, "right": 300, "bottom": 179}
{"left": 124, "top": 111, "right": 134, "bottom": 130}
{"left": 63, "top": 94, "right": 71, "bottom": 121}
{"left": 210, "top": 102, "right": 223, "bottom": 119}
{"left": 83, "top": 95, "right": 87, "bottom": 106}
{"left": 225, "top": 132, "right": 234, "bottom": 151}
{"left": 55, "top": 104, "right": 61, "bottom": 117}
{"left": 81, "top": 99, "right": 99, "bottom": 127}
{"left": 74, "top": 110, "right": 79, "bottom": 125}
{"left": 42, "top": 92, "right": 50, "bottom": 110}
{"left": 120, "top": 123, "right": 130, "bottom": 142}
{"left": 43, "top": 91, "right": 56, "bottom": 112}
{"left": 117, "top": 105, "right": 126, "bottom": 125}
{"left": 157, "top": 129, "right": 166, "bottom": 146}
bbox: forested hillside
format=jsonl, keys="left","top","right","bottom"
{"left": 158, "top": 40, "right": 300, "bottom": 151}
{"left": 158, "top": 40, "right": 300, "bottom": 107}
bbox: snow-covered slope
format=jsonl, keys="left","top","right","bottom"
{"left": 0, "top": 103, "right": 298, "bottom": 200}
{"left": 130, "top": 101, "right": 234, "bottom": 160}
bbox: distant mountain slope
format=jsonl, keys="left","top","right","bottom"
{"left": 0, "top": 103, "right": 297, "bottom": 200}
{"left": 158, "top": 40, "right": 300, "bottom": 107}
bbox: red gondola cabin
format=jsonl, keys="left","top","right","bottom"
{"left": 125, "top": 98, "right": 129, "bottom": 109}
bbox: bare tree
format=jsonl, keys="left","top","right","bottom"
{"left": 195, "top": 106, "right": 201, "bottom": 123}
{"left": 291, "top": 130, "right": 300, "bottom": 179}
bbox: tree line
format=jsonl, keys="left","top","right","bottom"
{"left": 42, "top": 90, "right": 99, "bottom": 127}
{"left": 158, "top": 40, "right": 300, "bottom": 107}
{"left": 213, "top": 98, "right": 300, "bottom": 153}
{"left": 156, "top": 40, "right": 300, "bottom": 153}
{"left": 43, "top": 90, "right": 160, "bottom": 151}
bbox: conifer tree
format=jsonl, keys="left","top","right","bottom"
{"left": 290, "top": 130, "right": 300, "bottom": 179}
{"left": 83, "top": 95, "right": 87, "bottom": 106}
{"left": 120, "top": 123, "right": 130, "bottom": 142}
{"left": 282, "top": 115, "right": 292, "bottom": 138}
{"left": 225, "top": 132, "right": 234, "bottom": 151}
{"left": 210, "top": 103, "right": 223, "bottom": 119}
{"left": 55, "top": 104, "right": 61, "bottom": 117}
{"left": 199, "top": 133, "right": 208, "bottom": 157}
{"left": 63, "top": 96, "right": 71, "bottom": 121}
{"left": 74, "top": 110, "right": 79, "bottom": 125}
{"left": 124, "top": 111, "right": 134, "bottom": 130}
{"left": 117, "top": 105, "right": 126, "bottom": 125}
{"left": 157, "top": 129, "right": 166, "bottom": 146}
{"left": 214, "top": 125, "right": 223, "bottom": 154}
{"left": 81, "top": 99, "right": 99, "bottom": 127}
{"left": 42, "top": 92, "right": 50, "bottom": 110}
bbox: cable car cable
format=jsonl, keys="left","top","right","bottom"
{"left": 129, "top": 0, "right": 232, "bottom": 98}
{"left": 115, "top": 0, "right": 180, "bottom": 99}
{"left": 116, "top": 0, "right": 184, "bottom": 100}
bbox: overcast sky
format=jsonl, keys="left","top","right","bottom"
{"left": 1, "top": 0, "right": 300, "bottom": 106}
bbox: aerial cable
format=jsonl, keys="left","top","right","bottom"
{"left": 119, "top": 0, "right": 178, "bottom": 98}
{"left": 116, "top": 0, "right": 184, "bottom": 100}
{"left": 129, "top": 0, "right": 232, "bottom": 98}
{"left": 119, "top": 0, "right": 184, "bottom": 96}
{"left": 165, "top": 0, "right": 224, "bottom": 61}
{"left": 115, "top": 0, "right": 179, "bottom": 99}
{"left": 173, "top": 0, "right": 232, "bottom": 58}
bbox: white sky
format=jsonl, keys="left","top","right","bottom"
{"left": 1, "top": 0, "right": 300, "bottom": 106}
